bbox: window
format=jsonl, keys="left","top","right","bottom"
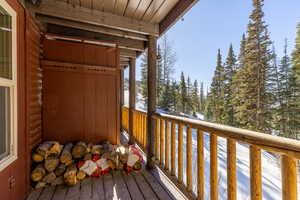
{"left": 0, "top": 0, "right": 17, "bottom": 171}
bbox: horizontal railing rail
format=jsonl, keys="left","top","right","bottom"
{"left": 121, "top": 107, "right": 299, "bottom": 200}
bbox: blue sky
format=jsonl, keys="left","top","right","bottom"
{"left": 133, "top": 0, "right": 300, "bottom": 90}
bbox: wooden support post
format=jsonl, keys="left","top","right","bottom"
{"left": 155, "top": 119, "right": 160, "bottom": 160}
{"left": 171, "top": 122, "right": 176, "bottom": 176}
{"left": 160, "top": 119, "right": 165, "bottom": 166}
{"left": 129, "top": 58, "right": 136, "bottom": 145}
{"left": 250, "top": 145, "right": 262, "bottom": 200}
{"left": 210, "top": 134, "right": 218, "bottom": 200}
{"left": 165, "top": 121, "right": 170, "bottom": 171}
{"left": 146, "top": 35, "right": 157, "bottom": 169}
{"left": 187, "top": 126, "right": 193, "bottom": 192}
{"left": 281, "top": 155, "right": 298, "bottom": 200}
{"left": 178, "top": 124, "right": 183, "bottom": 184}
{"left": 197, "top": 129, "right": 204, "bottom": 200}
{"left": 120, "top": 68, "right": 124, "bottom": 133}
{"left": 227, "top": 139, "right": 237, "bottom": 200}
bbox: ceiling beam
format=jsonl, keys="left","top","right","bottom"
{"left": 120, "top": 49, "right": 137, "bottom": 58}
{"left": 159, "top": 0, "right": 199, "bottom": 35}
{"left": 36, "top": 15, "right": 148, "bottom": 41}
{"left": 27, "top": 0, "right": 159, "bottom": 36}
{"left": 46, "top": 24, "right": 146, "bottom": 52}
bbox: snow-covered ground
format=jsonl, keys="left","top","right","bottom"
{"left": 124, "top": 90, "right": 300, "bottom": 199}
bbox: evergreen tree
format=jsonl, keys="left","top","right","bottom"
{"left": 179, "top": 72, "right": 188, "bottom": 113}
{"left": 224, "top": 44, "right": 237, "bottom": 125}
{"left": 207, "top": 49, "right": 226, "bottom": 122}
{"left": 170, "top": 81, "right": 179, "bottom": 112}
{"left": 186, "top": 76, "right": 193, "bottom": 114}
{"left": 290, "top": 24, "right": 300, "bottom": 139}
{"left": 160, "top": 80, "right": 173, "bottom": 111}
{"left": 161, "top": 35, "right": 176, "bottom": 84}
{"left": 191, "top": 80, "right": 200, "bottom": 115}
{"left": 157, "top": 45, "right": 164, "bottom": 107}
{"left": 233, "top": 0, "right": 272, "bottom": 132}
{"left": 199, "top": 82, "right": 205, "bottom": 113}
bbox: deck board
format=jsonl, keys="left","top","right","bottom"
{"left": 122, "top": 172, "right": 145, "bottom": 200}
{"left": 112, "top": 171, "right": 131, "bottom": 200}
{"left": 103, "top": 173, "right": 115, "bottom": 200}
{"left": 132, "top": 172, "right": 159, "bottom": 200}
{"left": 52, "top": 185, "right": 67, "bottom": 200}
{"left": 38, "top": 186, "right": 55, "bottom": 200}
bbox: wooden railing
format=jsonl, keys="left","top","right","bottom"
{"left": 121, "top": 107, "right": 300, "bottom": 200}
{"left": 122, "top": 107, "right": 147, "bottom": 150}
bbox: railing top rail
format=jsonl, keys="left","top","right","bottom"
{"left": 153, "top": 112, "right": 300, "bottom": 159}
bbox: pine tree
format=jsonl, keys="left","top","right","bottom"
{"left": 191, "top": 80, "right": 200, "bottom": 115}
{"left": 224, "top": 44, "right": 237, "bottom": 125}
{"left": 186, "top": 76, "right": 193, "bottom": 114}
{"left": 290, "top": 24, "right": 300, "bottom": 139}
{"left": 276, "top": 39, "right": 293, "bottom": 137}
{"left": 170, "top": 81, "right": 179, "bottom": 112}
{"left": 234, "top": 0, "right": 272, "bottom": 132}
{"left": 160, "top": 80, "right": 173, "bottom": 111}
{"left": 179, "top": 72, "right": 188, "bottom": 113}
{"left": 207, "top": 49, "right": 226, "bottom": 122}
{"left": 140, "top": 51, "right": 148, "bottom": 103}
{"left": 199, "top": 82, "right": 205, "bottom": 113}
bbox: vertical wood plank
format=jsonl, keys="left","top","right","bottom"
{"left": 197, "top": 129, "right": 204, "bottom": 200}
{"left": 171, "top": 122, "right": 176, "bottom": 176}
{"left": 178, "top": 124, "right": 183, "bottom": 184}
{"left": 146, "top": 35, "right": 157, "bottom": 168}
{"left": 160, "top": 119, "right": 165, "bottom": 166}
{"left": 250, "top": 145, "right": 262, "bottom": 200}
{"left": 227, "top": 139, "right": 237, "bottom": 200}
{"left": 165, "top": 121, "right": 170, "bottom": 171}
{"left": 187, "top": 126, "right": 193, "bottom": 192}
{"left": 210, "top": 134, "right": 218, "bottom": 200}
{"left": 281, "top": 155, "right": 298, "bottom": 200}
{"left": 155, "top": 118, "right": 160, "bottom": 160}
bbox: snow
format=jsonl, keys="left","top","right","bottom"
{"left": 123, "top": 90, "right": 300, "bottom": 199}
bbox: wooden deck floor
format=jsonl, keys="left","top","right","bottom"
{"left": 26, "top": 169, "right": 187, "bottom": 200}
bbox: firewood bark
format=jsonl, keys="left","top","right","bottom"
{"left": 35, "top": 181, "right": 47, "bottom": 189}
{"left": 32, "top": 153, "right": 44, "bottom": 163}
{"left": 36, "top": 141, "right": 53, "bottom": 157}
{"left": 51, "top": 176, "right": 64, "bottom": 186}
{"left": 31, "top": 164, "right": 46, "bottom": 182}
{"left": 64, "top": 164, "right": 78, "bottom": 185}
{"left": 76, "top": 170, "right": 86, "bottom": 181}
{"left": 43, "top": 172, "right": 56, "bottom": 184}
{"left": 60, "top": 143, "right": 73, "bottom": 164}
{"left": 45, "top": 156, "right": 60, "bottom": 172}
{"left": 55, "top": 164, "right": 66, "bottom": 177}
{"left": 72, "top": 142, "right": 87, "bottom": 159}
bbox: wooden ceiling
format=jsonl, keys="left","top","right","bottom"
{"left": 59, "top": 0, "right": 179, "bottom": 24}
{"left": 26, "top": 0, "right": 199, "bottom": 66}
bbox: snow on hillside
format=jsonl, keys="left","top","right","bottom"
{"left": 124, "top": 90, "right": 300, "bottom": 199}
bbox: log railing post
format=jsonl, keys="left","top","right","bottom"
{"left": 250, "top": 145, "right": 262, "bottom": 200}
{"left": 197, "top": 129, "right": 204, "bottom": 200}
{"left": 146, "top": 35, "right": 157, "bottom": 169}
{"left": 281, "top": 155, "right": 298, "bottom": 200}
{"left": 187, "top": 126, "right": 193, "bottom": 192}
{"left": 227, "top": 139, "right": 237, "bottom": 200}
{"left": 210, "top": 134, "right": 218, "bottom": 200}
{"left": 129, "top": 58, "right": 136, "bottom": 145}
{"left": 178, "top": 124, "right": 183, "bottom": 184}
{"left": 171, "top": 122, "right": 176, "bottom": 176}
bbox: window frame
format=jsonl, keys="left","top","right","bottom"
{"left": 0, "top": 0, "right": 18, "bottom": 172}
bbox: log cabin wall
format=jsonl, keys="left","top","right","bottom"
{"left": 42, "top": 38, "right": 120, "bottom": 144}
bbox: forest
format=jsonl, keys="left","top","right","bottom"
{"left": 139, "top": 0, "right": 300, "bottom": 140}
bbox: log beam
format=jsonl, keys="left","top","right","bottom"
{"left": 27, "top": 0, "right": 159, "bottom": 36}
{"left": 129, "top": 57, "right": 136, "bottom": 145}
{"left": 146, "top": 35, "right": 157, "bottom": 169}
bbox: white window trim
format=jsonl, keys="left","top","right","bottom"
{"left": 0, "top": 0, "right": 18, "bottom": 172}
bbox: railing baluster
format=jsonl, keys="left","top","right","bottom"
{"left": 160, "top": 119, "right": 165, "bottom": 166}
{"left": 250, "top": 145, "right": 262, "bottom": 200}
{"left": 144, "top": 115, "right": 147, "bottom": 149}
{"left": 281, "top": 155, "right": 298, "bottom": 200}
{"left": 178, "top": 124, "right": 183, "bottom": 184}
{"left": 165, "top": 120, "right": 170, "bottom": 171}
{"left": 155, "top": 118, "right": 160, "bottom": 160}
{"left": 197, "top": 129, "right": 204, "bottom": 200}
{"left": 210, "top": 134, "right": 218, "bottom": 200}
{"left": 187, "top": 126, "right": 193, "bottom": 192}
{"left": 171, "top": 121, "right": 176, "bottom": 176}
{"left": 227, "top": 139, "right": 237, "bottom": 200}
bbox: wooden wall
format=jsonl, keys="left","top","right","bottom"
{"left": 42, "top": 39, "right": 120, "bottom": 144}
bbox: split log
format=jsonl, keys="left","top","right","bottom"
{"left": 91, "top": 145, "right": 103, "bottom": 155}
{"left": 32, "top": 153, "right": 44, "bottom": 163}
{"left": 43, "top": 172, "right": 56, "bottom": 184}
{"left": 45, "top": 156, "right": 60, "bottom": 172}
{"left": 60, "top": 143, "right": 73, "bottom": 164}
{"left": 72, "top": 142, "right": 87, "bottom": 159}
{"left": 36, "top": 141, "right": 53, "bottom": 157}
{"left": 84, "top": 153, "right": 92, "bottom": 161}
{"left": 76, "top": 170, "right": 86, "bottom": 181}
{"left": 31, "top": 164, "right": 46, "bottom": 182}
{"left": 46, "top": 142, "right": 63, "bottom": 158}
{"left": 64, "top": 164, "right": 78, "bottom": 185}
{"left": 55, "top": 164, "right": 66, "bottom": 177}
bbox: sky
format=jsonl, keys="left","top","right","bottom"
{"left": 130, "top": 0, "right": 300, "bottom": 90}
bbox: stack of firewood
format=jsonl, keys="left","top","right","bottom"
{"left": 30, "top": 141, "right": 143, "bottom": 189}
